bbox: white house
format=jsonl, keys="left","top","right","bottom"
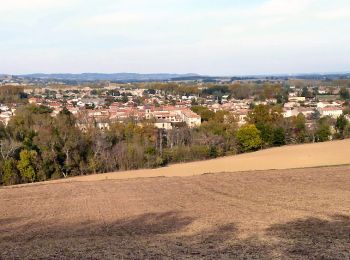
{"left": 154, "top": 119, "right": 173, "bottom": 130}
{"left": 0, "top": 111, "right": 13, "bottom": 125}
{"left": 318, "top": 107, "right": 343, "bottom": 118}
{"left": 179, "top": 109, "right": 201, "bottom": 128}
{"left": 0, "top": 105, "right": 9, "bottom": 112}
{"left": 289, "top": 96, "right": 306, "bottom": 102}
{"left": 283, "top": 108, "right": 299, "bottom": 118}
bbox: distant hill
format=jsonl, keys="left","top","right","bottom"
{"left": 18, "top": 73, "right": 201, "bottom": 82}
{"left": 10, "top": 72, "right": 350, "bottom": 83}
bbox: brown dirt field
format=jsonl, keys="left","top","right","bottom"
{"left": 1, "top": 166, "right": 350, "bottom": 259}
{"left": 50, "top": 139, "right": 350, "bottom": 184}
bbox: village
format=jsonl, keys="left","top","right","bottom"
{"left": 0, "top": 75, "right": 349, "bottom": 131}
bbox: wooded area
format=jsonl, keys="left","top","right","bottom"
{"left": 1, "top": 103, "right": 349, "bottom": 186}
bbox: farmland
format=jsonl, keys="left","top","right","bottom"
{"left": 1, "top": 164, "right": 350, "bottom": 259}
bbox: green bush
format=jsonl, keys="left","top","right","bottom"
{"left": 236, "top": 124, "right": 262, "bottom": 152}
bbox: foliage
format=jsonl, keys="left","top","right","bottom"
{"left": 247, "top": 105, "right": 285, "bottom": 147}
{"left": 247, "top": 104, "right": 283, "bottom": 125}
{"left": 0, "top": 86, "right": 27, "bottom": 104}
{"left": 191, "top": 106, "right": 215, "bottom": 122}
{"left": 272, "top": 127, "right": 286, "bottom": 146}
{"left": 0, "top": 102, "right": 348, "bottom": 186}
{"left": 1, "top": 159, "right": 18, "bottom": 186}
{"left": 17, "top": 149, "right": 37, "bottom": 183}
{"left": 202, "top": 85, "right": 229, "bottom": 96}
{"left": 315, "top": 118, "right": 331, "bottom": 142}
{"left": 340, "top": 87, "right": 350, "bottom": 100}
{"left": 229, "top": 84, "right": 252, "bottom": 100}
{"left": 292, "top": 113, "right": 308, "bottom": 143}
{"left": 335, "top": 114, "right": 348, "bottom": 139}
{"left": 236, "top": 124, "right": 262, "bottom": 152}
{"left": 301, "top": 87, "right": 313, "bottom": 98}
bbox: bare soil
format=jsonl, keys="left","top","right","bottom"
{"left": 1, "top": 165, "right": 350, "bottom": 259}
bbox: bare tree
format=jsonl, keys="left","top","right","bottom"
{"left": 0, "top": 139, "right": 21, "bottom": 160}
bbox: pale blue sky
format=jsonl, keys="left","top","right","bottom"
{"left": 0, "top": 0, "right": 349, "bottom": 75}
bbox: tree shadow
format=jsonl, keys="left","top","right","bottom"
{"left": 0, "top": 212, "right": 273, "bottom": 259}
{"left": 0, "top": 211, "right": 193, "bottom": 241}
{"left": 267, "top": 214, "right": 350, "bottom": 259}
{"left": 1, "top": 213, "right": 349, "bottom": 259}
{"left": 174, "top": 223, "right": 273, "bottom": 259}
{"left": 0, "top": 217, "right": 23, "bottom": 227}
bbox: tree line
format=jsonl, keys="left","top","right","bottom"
{"left": 0, "top": 104, "right": 349, "bottom": 186}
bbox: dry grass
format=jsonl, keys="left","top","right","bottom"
{"left": 1, "top": 166, "right": 350, "bottom": 259}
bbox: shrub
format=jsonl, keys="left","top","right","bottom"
{"left": 236, "top": 124, "right": 262, "bottom": 152}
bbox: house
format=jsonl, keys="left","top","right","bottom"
{"left": 230, "top": 109, "right": 249, "bottom": 126}
{"left": 266, "top": 98, "right": 277, "bottom": 104}
{"left": 317, "top": 102, "right": 329, "bottom": 108}
{"left": 0, "top": 104, "right": 9, "bottom": 112}
{"left": 179, "top": 109, "right": 201, "bottom": 128}
{"left": 66, "top": 106, "right": 80, "bottom": 115}
{"left": 154, "top": 119, "right": 173, "bottom": 130}
{"left": 0, "top": 111, "right": 13, "bottom": 125}
{"left": 81, "top": 98, "right": 105, "bottom": 108}
{"left": 288, "top": 96, "right": 306, "bottom": 102}
{"left": 316, "top": 95, "right": 339, "bottom": 102}
{"left": 318, "top": 88, "right": 327, "bottom": 95}
{"left": 283, "top": 108, "right": 299, "bottom": 118}
{"left": 144, "top": 106, "right": 201, "bottom": 129}
{"left": 298, "top": 107, "right": 315, "bottom": 118}
{"left": 48, "top": 102, "right": 61, "bottom": 109}
{"left": 284, "top": 102, "right": 300, "bottom": 109}
{"left": 317, "top": 101, "right": 342, "bottom": 109}
{"left": 222, "top": 95, "right": 230, "bottom": 102}
{"left": 28, "top": 97, "right": 41, "bottom": 105}
{"left": 76, "top": 101, "right": 85, "bottom": 107}
{"left": 318, "top": 107, "right": 343, "bottom": 118}
{"left": 153, "top": 111, "right": 181, "bottom": 123}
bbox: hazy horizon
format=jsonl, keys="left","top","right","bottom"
{"left": 1, "top": 0, "right": 350, "bottom": 75}
{"left": 4, "top": 70, "right": 350, "bottom": 78}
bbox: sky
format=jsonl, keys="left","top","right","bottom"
{"left": 0, "top": 0, "right": 350, "bottom": 76}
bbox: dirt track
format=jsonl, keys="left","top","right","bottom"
{"left": 1, "top": 165, "right": 350, "bottom": 259}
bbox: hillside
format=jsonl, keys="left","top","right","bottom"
{"left": 1, "top": 140, "right": 350, "bottom": 259}
{"left": 1, "top": 165, "right": 349, "bottom": 259}
{"left": 54, "top": 139, "right": 350, "bottom": 183}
